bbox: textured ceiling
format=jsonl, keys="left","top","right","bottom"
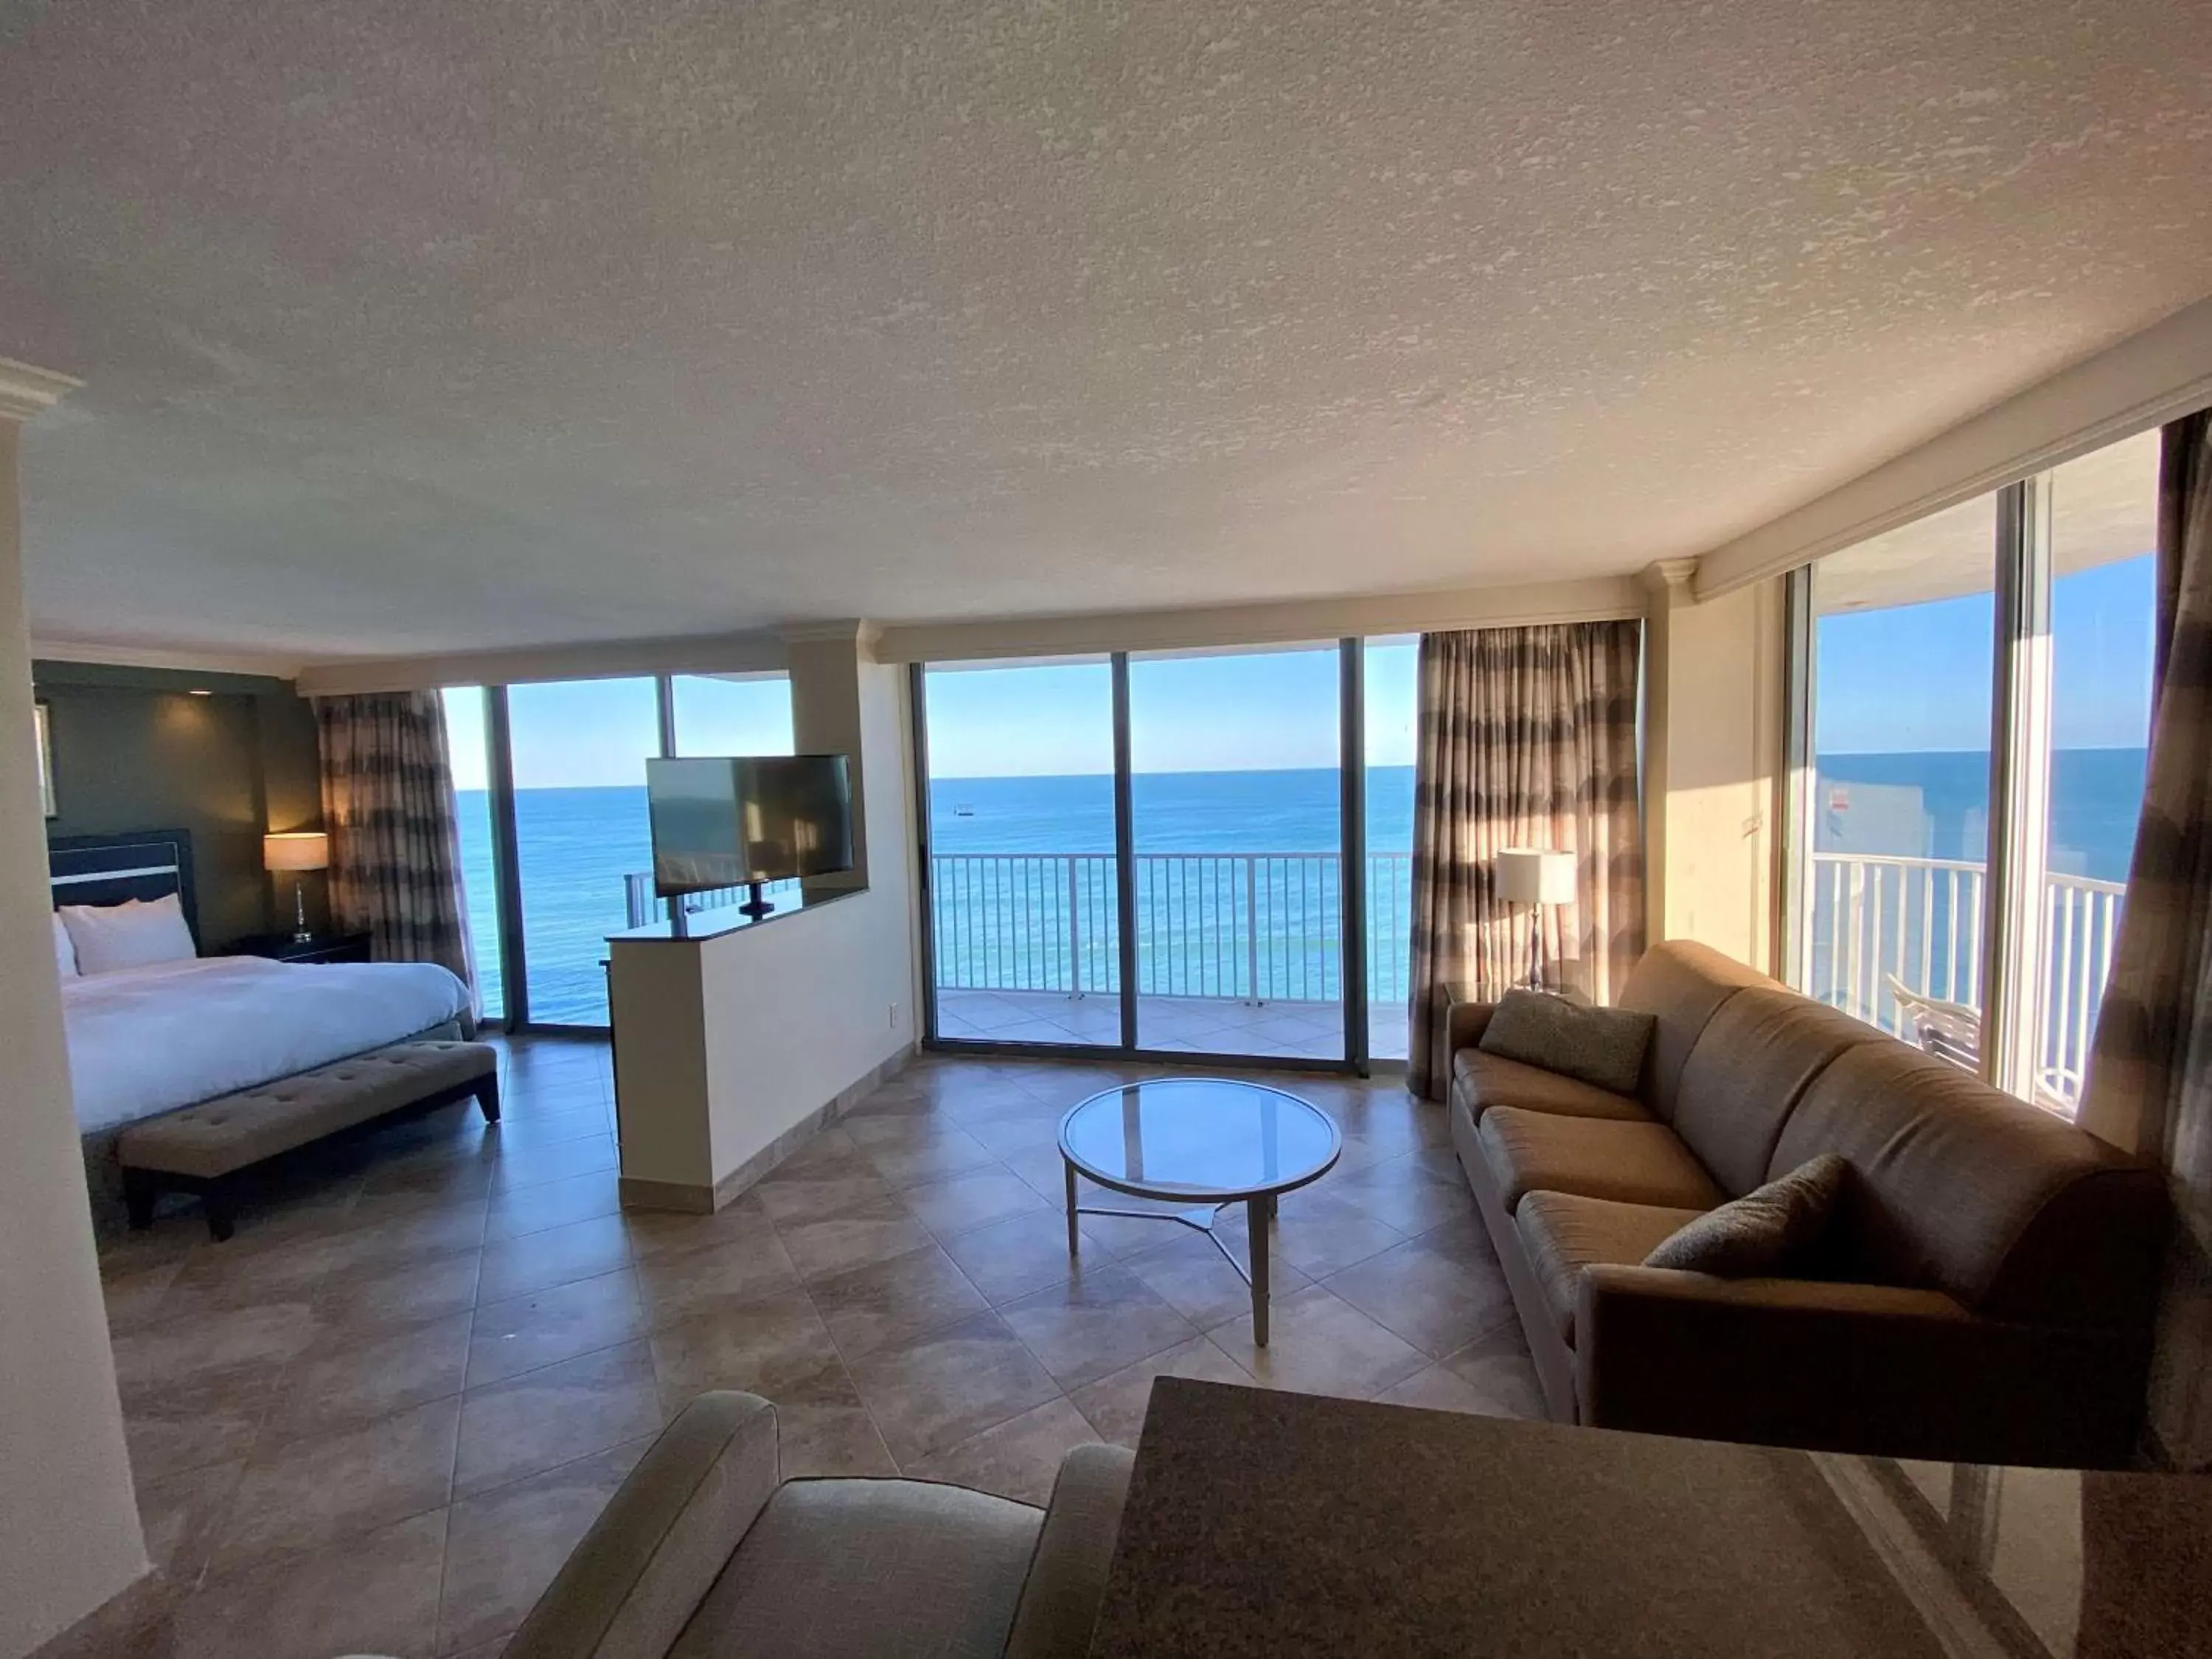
{"left": 3, "top": 0, "right": 2211, "bottom": 662}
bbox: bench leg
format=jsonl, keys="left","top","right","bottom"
{"left": 474, "top": 1072, "right": 501, "bottom": 1124}
{"left": 202, "top": 1181, "right": 237, "bottom": 1244}
{"left": 122, "top": 1169, "right": 157, "bottom": 1231}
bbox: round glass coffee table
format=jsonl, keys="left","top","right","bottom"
{"left": 1059, "top": 1077, "right": 1341, "bottom": 1346}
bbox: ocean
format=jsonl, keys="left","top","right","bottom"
{"left": 457, "top": 751, "right": 2144, "bottom": 1026}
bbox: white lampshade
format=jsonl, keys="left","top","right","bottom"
{"left": 263, "top": 831, "right": 330, "bottom": 873}
{"left": 1494, "top": 847, "right": 1576, "bottom": 906}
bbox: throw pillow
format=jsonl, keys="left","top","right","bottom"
{"left": 1476, "top": 989, "right": 1655, "bottom": 1096}
{"left": 1644, "top": 1153, "right": 1851, "bottom": 1277}
{"left": 52, "top": 911, "right": 77, "bottom": 978}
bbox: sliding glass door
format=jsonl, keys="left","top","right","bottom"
{"left": 1787, "top": 428, "right": 2163, "bottom": 1116}
{"left": 1127, "top": 645, "right": 1344, "bottom": 1060}
{"left": 922, "top": 658, "right": 1121, "bottom": 1048}
{"left": 440, "top": 686, "right": 505, "bottom": 1020}
{"left": 917, "top": 643, "right": 1391, "bottom": 1070}
{"left": 1363, "top": 638, "right": 1418, "bottom": 1060}
{"left": 506, "top": 678, "right": 659, "bottom": 1026}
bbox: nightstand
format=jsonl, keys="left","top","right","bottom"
{"left": 219, "top": 931, "right": 373, "bottom": 965}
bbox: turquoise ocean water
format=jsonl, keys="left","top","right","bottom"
{"left": 458, "top": 751, "right": 2143, "bottom": 1026}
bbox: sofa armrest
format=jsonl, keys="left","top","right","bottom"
{"left": 504, "top": 1391, "right": 781, "bottom": 1659}
{"left": 1443, "top": 995, "right": 1495, "bottom": 1063}
{"left": 1575, "top": 1266, "right": 2145, "bottom": 1467}
{"left": 1004, "top": 1441, "right": 1137, "bottom": 1659}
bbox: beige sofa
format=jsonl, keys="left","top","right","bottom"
{"left": 1446, "top": 941, "right": 2170, "bottom": 1469}
{"left": 496, "top": 1391, "right": 1133, "bottom": 1659}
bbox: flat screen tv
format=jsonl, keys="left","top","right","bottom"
{"left": 646, "top": 754, "right": 853, "bottom": 918}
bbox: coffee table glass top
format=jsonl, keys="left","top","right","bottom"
{"left": 1059, "top": 1078, "right": 1340, "bottom": 1200}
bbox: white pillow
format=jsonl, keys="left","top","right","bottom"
{"left": 60, "top": 893, "right": 198, "bottom": 975}
{"left": 52, "top": 912, "right": 77, "bottom": 978}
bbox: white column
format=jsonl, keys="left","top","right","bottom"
{"left": 0, "top": 361, "right": 150, "bottom": 1656}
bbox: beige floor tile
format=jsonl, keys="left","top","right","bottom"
{"left": 762, "top": 1360, "right": 899, "bottom": 1478}
{"left": 1441, "top": 1325, "right": 1548, "bottom": 1419}
{"left": 482, "top": 1170, "right": 622, "bottom": 1242}
{"left": 996, "top": 1267, "right": 1197, "bottom": 1389}
{"left": 467, "top": 1269, "right": 647, "bottom": 1388}
{"left": 310, "top": 1248, "right": 483, "bottom": 1347}
{"left": 111, "top": 1298, "right": 323, "bottom": 1397}
{"left": 1321, "top": 1227, "right": 1515, "bottom": 1359}
{"left": 621, "top": 1192, "right": 778, "bottom": 1261}
{"left": 631, "top": 1214, "right": 799, "bottom": 1326}
{"left": 647, "top": 1286, "right": 845, "bottom": 1414}
{"left": 750, "top": 1159, "right": 899, "bottom": 1228}
{"left": 900, "top": 1166, "right": 1051, "bottom": 1241}
{"left": 1068, "top": 1335, "right": 1256, "bottom": 1447}
{"left": 844, "top": 1310, "right": 1062, "bottom": 1464}
{"left": 264, "top": 1311, "right": 473, "bottom": 1444}
{"left": 1374, "top": 1360, "right": 1538, "bottom": 1418}
{"left": 1211, "top": 1283, "right": 1428, "bottom": 1401}
{"left": 319, "top": 1196, "right": 489, "bottom": 1274}
{"left": 490, "top": 1133, "right": 619, "bottom": 1192}
{"left": 1324, "top": 1151, "right": 1479, "bottom": 1235}
{"left": 212, "top": 1393, "right": 460, "bottom": 1571}
{"left": 174, "top": 1508, "right": 447, "bottom": 1659}
{"left": 847, "top": 1120, "right": 1002, "bottom": 1189}
{"left": 122, "top": 1367, "right": 282, "bottom": 1486}
{"left": 773, "top": 1191, "right": 936, "bottom": 1284}
{"left": 806, "top": 1242, "right": 989, "bottom": 1360}
{"left": 135, "top": 1455, "right": 247, "bottom": 1590}
{"left": 1221, "top": 1188, "right": 1407, "bottom": 1278}
{"left": 476, "top": 1211, "right": 637, "bottom": 1303}
{"left": 454, "top": 1340, "right": 665, "bottom": 1499}
{"left": 906, "top": 1397, "right": 1099, "bottom": 1505}
{"left": 100, "top": 1258, "right": 184, "bottom": 1337}
{"left": 437, "top": 1436, "right": 653, "bottom": 1654}
{"left": 937, "top": 1207, "right": 1110, "bottom": 1305}
{"left": 1117, "top": 1231, "right": 1310, "bottom": 1330}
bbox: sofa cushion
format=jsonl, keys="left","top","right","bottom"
{"left": 1477, "top": 1107, "right": 1724, "bottom": 1215}
{"left": 1517, "top": 1191, "right": 1709, "bottom": 1345}
{"left": 1644, "top": 1154, "right": 1850, "bottom": 1277}
{"left": 1477, "top": 990, "right": 1656, "bottom": 1096}
{"left": 1773, "top": 1041, "right": 2170, "bottom": 1329}
{"left": 1615, "top": 941, "right": 1777, "bottom": 1121}
{"left": 1669, "top": 988, "right": 1876, "bottom": 1197}
{"left": 1450, "top": 1048, "right": 1650, "bottom": 1128}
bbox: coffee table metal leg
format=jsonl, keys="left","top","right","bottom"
{"left": 1248, "top": 1194, "right": 1270, "bottom": 1346}
{"left": 1065, "top": 1160, "right": 1079, "bottom": 1257}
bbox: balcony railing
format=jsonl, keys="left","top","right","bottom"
{"left": 622, "top": 873, "right": 801, "bottom": 929}
{"left": 1806, "top": 852, "right": 2125, "bottom": 1104}
{"left": 925, "top": 851, "right": 1414, "bottom": 1005}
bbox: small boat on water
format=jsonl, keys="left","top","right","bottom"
{"left": 955, "top": 804, "right": 975, "bottom": 817}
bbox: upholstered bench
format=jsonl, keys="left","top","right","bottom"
{"left": 116, "top": 1039, "right": 500, "bottom": 1240}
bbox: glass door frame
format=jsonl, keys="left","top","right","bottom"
{"left": 1781, "top": 472, "right": 2060, "bottom": 1103}
{"left": 911, "top": 640, "right": 1379, "bottom": 1076}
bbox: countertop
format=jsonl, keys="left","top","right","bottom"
{"left": 1087, "top": 1378, "right": 2211, "bottom": 1658}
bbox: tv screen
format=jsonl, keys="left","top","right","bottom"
{"left": 646, "top": 755, "right": 854, "bottom": 898}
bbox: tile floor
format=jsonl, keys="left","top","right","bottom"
{"left": 935, "top": 987, "right": 1412, "bottom": 1060}
{"left": 96, "top": 1035, "right": 1538, "bottom": 1658}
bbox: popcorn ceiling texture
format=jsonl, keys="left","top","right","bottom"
{"left": 1, "top": 0, "right": 2208, "bottom": 660}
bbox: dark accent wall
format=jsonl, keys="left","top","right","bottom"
{"left": 32, "top": 661, "right": 327, "bottom": 947}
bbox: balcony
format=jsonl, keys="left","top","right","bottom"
{"left": 1806, "top": 852, "right": 2124, "bottom": 1109}
{"left": 929, "top": 851, "right": 1413, "bottom": 1062}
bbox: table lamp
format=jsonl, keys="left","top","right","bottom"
{"left": 264, "top": 831, "right": 330, "bottom": 942}
{"left": 1494, "top": 847, "right": 1576, "bottom": 990}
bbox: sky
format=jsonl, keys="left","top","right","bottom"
{"left": 1815, "top": 552, "right": 2155, "bottom": 754}
{"left": 439, "top": 549, "right": 2152, "bottom": 791}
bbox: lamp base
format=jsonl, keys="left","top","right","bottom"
{"left": 291, "top": 877, "right": 313, "bottom": 945}
{"left": 737, "top": 881, "right": 776, "bottom": 920}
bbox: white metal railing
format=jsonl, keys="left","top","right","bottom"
{"left": 926, "top": 851, "right": 1414, "bottom": 1005}
{"left": 1806, "top": 852, "right": 2124, "bottom": 1105}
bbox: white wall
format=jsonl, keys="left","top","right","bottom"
{"left": 0, "top": 418, "right": 151, "bottom": 1655}
{"left": 1644, "top": 568, "right": 1786, "bottom": 972}
{"left": 608, "top": 648, "right": 919, "bottom": 1197}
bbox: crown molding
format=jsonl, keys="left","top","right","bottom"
{"left": 869, "top": 574, "right": 1644, "bottom": 666}
{"left": 0, "top": 357, "right": 83, "bottom": 423}
{"left": 1640, "top": 559, "right": 1700, "bottom": 605}
{"left": 1695, "top": 295, "right": 2212, "bottom": 599}
{"left": 29, "top": 637, "right": 305, "bottom": 680}
{"left": 293, "top": 628, "right": 787, "bottom": 697}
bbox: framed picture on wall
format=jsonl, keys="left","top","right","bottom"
{"left": 34, "top": 701, "right": 53, "bottom": 817}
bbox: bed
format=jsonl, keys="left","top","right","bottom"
{"left": 51, "top": 829, "right": 475, "bottom": 1228}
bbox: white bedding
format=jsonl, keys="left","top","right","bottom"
{"left": 63, "top": 954, "right": 473, "bottom": 1134}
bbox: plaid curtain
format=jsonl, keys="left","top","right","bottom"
{"left": 313, "top": 691, "right": 476, "bottom": 997}
{"left": 2079, "top": 409, "right": 2212, "bottom": 1467}
{"left": 1407, "top": 621, "right": 1644, "bottom": 1099}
